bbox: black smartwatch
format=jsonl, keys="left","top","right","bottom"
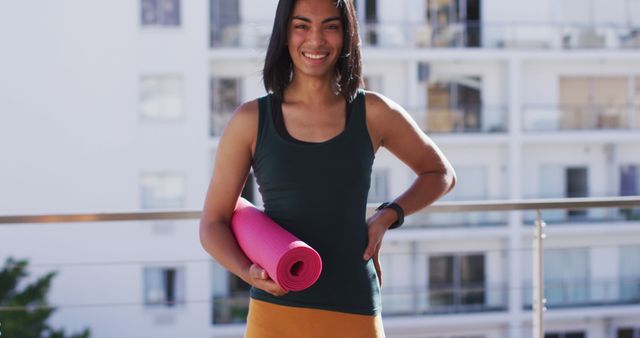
{"left": 375, "top": 202, "right": 404, "bottom": 229}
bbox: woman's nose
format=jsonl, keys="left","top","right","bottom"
{"left": 308, "top": 27, "right": 326, "bottom": 45}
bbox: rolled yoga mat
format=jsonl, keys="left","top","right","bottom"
{"left": 231, "top": 197, "right": 323, "bottom": 292}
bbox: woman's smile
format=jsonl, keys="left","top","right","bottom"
{"left": 302, "top": 51, "right": 330, "bottom": 60}
{"left": 301, "top": 50, "right": 332, "bottom": 64}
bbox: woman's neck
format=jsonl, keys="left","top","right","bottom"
{"left": 284, "top": 73, "right": 341, "bottom": 106}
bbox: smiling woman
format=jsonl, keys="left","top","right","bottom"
{"left": 199, "top": 0, "right": 456, "bottom": 337}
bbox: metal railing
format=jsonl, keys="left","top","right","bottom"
{"left": 1, "top": 196, "right": 639, "bottom": 334}
{"left": 2, "top": 196, "right": 638, "bottom": 224}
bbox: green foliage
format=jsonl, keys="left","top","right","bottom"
{"left": 0, "top": 257, "right": 91, "bottom": 338}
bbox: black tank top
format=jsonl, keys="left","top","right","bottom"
{"left": 250, "top": 90, "right": 381, "bottom": 315}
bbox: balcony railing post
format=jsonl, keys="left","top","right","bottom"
{"left": 533, "top": 209, "right": 547, "bottom": 338}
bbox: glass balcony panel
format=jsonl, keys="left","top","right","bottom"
{"left": 523, "top": 278, "right": 640, "bottom": 308}
{"left": 524, "top": 105, "right": 635, "bottom": 131}
{"left": 409, "top": 207, "right": 509, "bottom": 228}
{"left": 422, "top": 106, "right": 508, "bottom": 134}
{"left": 380, "top": 283, "right": 508, "bottom": 316}
{"left": 620, "top": 277, "right": 640, "bottom": 302}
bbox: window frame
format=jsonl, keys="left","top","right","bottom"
{"left": 141, "top": 0, "right": 182, "bottom": 27}
{"left": 143, "top": 266, "right": 186, "bottom": 308}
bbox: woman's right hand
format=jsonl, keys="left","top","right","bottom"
{"left": 247, "top": 263, "right": 289, "bottom": 297}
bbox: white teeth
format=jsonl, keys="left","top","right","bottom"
{"left": 303, "top": 52, "right": 328, "bottom": 60}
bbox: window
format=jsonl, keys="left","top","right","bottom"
{"left": 620, "top": 164, "right": 640, "bottom": 219}
{"left": 544, "top": 248, "right": 589, "bottom": 306}
{"left": 427, "top": 76, "right": 483, "bottom": 133}
{"left": 144, "top": 267, "right": 185, "bottom": 307}
{"left": 210, "top": 77, "right": 241, "bottom": 136}
{"left": 619, "top": 246, "right": 640, "bottom": 302}
{"left": 539, "top": 165, "right": 589, "bottom": 221}
{"left": 141, "top": 0, "right": 180, "bottom": 27}
{"left": 358, "top": 0, "right": 378, "bottom": 45}
{"left": 210, "top": 0, "right": 240, "bottom": 47}
{"left": 425, "top": 0, "right": 473, "bottom": 47}
{"left": 559, "top": 76, "right": 628, "bottom": 129}
{"left": 617, "top": 327, "right": 640, "bottom": 338}
{"left": 545, "top": 332, "right": 585, "bottom": 338}
{"left": 140, "top": 173, "right": 185, "bottom": 209}
{"left": 367, "top": 168, "right": 389, "bottom": 203}
{"left": 429, "top": 254, "right": 485, "bottom": 309}
{"left": 140, "top": 75, "right": 184, "bottom": 121}
{"left": 566, "top": 167, "right": 588, "bottom": 218}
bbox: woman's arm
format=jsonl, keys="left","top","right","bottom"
{"left": 199, "top": 100, "right": 287, "bottom": 297}
{"left": 369, "top": 91, "right": 456, "bottom": 219}
{"left": 363, "top": 91, "right": 457, "bottom": 282}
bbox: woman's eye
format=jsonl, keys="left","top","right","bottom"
{"left": 326, "top": 25, "right": 339, "bottom": 30}
{"left": 295, "top": 24, "right": 308, "bottom": 30}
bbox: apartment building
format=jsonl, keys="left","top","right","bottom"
{"left": 0, "top": 0, "right": 639, "bottom": 337}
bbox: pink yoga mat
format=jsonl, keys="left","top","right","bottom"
{"left": 231, "top": 197, "right": 322, "bottom": 292}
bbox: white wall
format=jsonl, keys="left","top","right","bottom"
{"left": 0, "top": 0, "right": 210, "bottom": 213}
{"left": 0, "top": 1, "right": 212, "bottom": 337}
{"left": 439, "top": 144, "right": 508, "bottom": 199}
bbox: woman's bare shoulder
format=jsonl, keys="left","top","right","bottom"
{"left": 221, "top": 98, "right": 261, "bottom": 155}
{"left": 362, "top": 90, "right": 408, "bottom": 148}
{"left": 363, "top": 90, "right": 402, "bottom": 116}
{"left": 231, "top": 98, "right": 260, "bottom": 126}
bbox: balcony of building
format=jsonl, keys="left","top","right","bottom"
{"left": 208, "top": 21, "right": 640, "bottom": 51}
{"left": 523, "top": 104, "right": 640, "bottom": 132}
{"left": 412, "top": 104, "right": 509, "bottom": 135}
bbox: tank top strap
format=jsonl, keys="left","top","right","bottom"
{"left": 351, "top": 89, "right": 375, "bottom": 156}
{"left": 351, "top": 89, "right": 366, "bottom": 127}
{"left": 255, "top": 94, "right": 272, "bottom": 157}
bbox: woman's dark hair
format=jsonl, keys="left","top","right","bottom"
{"left": 263, "top": 0, "right": 362, "bottom": 102}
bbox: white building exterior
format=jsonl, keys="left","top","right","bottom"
{"left": 1, "top": 1, "right": 639, "bottom": 338}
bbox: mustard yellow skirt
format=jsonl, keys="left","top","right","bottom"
{"left": 245, "top": 298, "right": 386, "bottom": 338}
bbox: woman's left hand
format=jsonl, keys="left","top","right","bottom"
{"left": 363, "top": 209, "right": 396, "bottom": 288}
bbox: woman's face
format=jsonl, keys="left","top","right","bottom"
{"left": 287, "top": 0, "right": 344, "bottom": 80}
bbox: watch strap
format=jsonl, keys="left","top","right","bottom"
{"left": 376, "top": 202, "right": 404, "bottom": 229}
